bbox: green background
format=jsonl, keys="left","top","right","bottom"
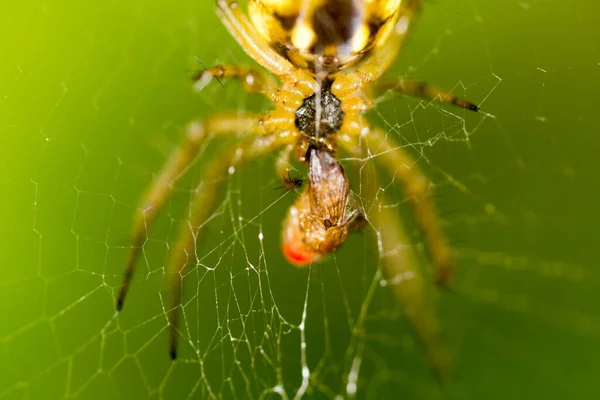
{"left": 1, "top": 0, "right": 599, "bottom": 399}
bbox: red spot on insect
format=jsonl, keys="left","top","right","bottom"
{"left": 282, "top": 241, "right": 315, "bottom": 267}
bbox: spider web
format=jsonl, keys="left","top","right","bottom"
{"left": 2, "top": 0, "right": 599, "bottom": 399}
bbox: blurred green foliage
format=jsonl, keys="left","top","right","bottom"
{"left": 1, "top": 1, "right": 599, "bottom": 399}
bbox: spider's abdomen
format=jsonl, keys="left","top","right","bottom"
{"left": 249, "top": 0, "right": 401, "bottom": 72}
{"left": 294, "top": 79, "right": 344, "bottom": 138}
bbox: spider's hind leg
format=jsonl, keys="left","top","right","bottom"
{"left": 370, "top": 192, "right": 451, "bottom": 383}
{"left": 164, "top": 133, "right": 293, "bottom": 359}
{"left": 364, "top": 127, "right": 455, "bottom": 287}
{"left": 116, "top": 113, "right": 263, "bottom": 311}
{"left": 346, "top": 136, "right": 451, "bottom": 381}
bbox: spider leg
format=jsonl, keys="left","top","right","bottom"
{"left": 372, "top": 126, "right": 453, "bottom": 286}
{"left": 165, "top": 132, "right": 294, "bottom": 359}
{"left": 215, "top": 0, "right": 315, "bottom": 95}
{"left": 116, "top": 113, "right": 264, "bottom": 311}
{"left": 192, "top": 63, "right": 306, "bottom": 108}
{"left": 331, "top": 0, "right": 424, "bottom": 98}
{"left": 369, "top": 191, "right": 450, "bottom": 383}
{"left": 356, "top": 124, "right": 454, "bottom": 286}
{"left": 339, "top": 135, "right": 450, "bottom": 382}
{"left": 374, "top": 79, "right": 479, "bottom": 111}
{"left": 193, "top": 64, "right": 278, "bottom": 95}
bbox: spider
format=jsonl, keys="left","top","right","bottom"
{"left": 116, "top": 0, "right": 478, "bottom": 380}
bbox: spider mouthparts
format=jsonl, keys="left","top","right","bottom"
{"left": 170, "top": 349, "right": 177, "bottom": 360}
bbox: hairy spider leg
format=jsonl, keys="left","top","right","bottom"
{"left": 339, "top": 135, "right": 450, "bottom": 382}
{"left": 369, "top": 192, "right": 451, "bottom": 383}
{"left": 192, "top": 63, "right": 307, "bottom": 110}
{"left": 366, "top": 126, "right": 454, "bottom": 286}
{"left": 373, "top": 79, "right": 479, "bottom": 111}
{"left": 216, "top": 0, "right": 316, "bottom": 96}
{"left": 116, "top": 112, "right": 273, "bottom": 307}
{"left": 165, "top": 132, "right": 295, "bottom": 359}
{"left": 334, "top": 85, "right": 472, "bottom": 286}
{"left": 193, "top": 64, "right": 278, "bottom": 94}
{"left": 336, "top": 102, "right": 454, "bottom": 285}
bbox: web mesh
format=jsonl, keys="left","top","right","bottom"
{"left": 1, "top": 0, "right": 599, "bottom": 399}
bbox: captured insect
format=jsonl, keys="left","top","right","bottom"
{"left": 116, "top": 0, "right": 478, "bottom": 379}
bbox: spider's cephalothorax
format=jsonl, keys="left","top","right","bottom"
{"left": 294, "top": 79, "right": 344, "bottom": 140}
{"left": 118, "top": 0, "right": 479, "bottom": 379}
{"left": 249, "top": 0, "right": 401, "bottom": 73}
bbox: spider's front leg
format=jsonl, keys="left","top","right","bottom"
{"left": 373, "top": 79, "right": 479, "bottom": 111}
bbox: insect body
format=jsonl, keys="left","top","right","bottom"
{"left": 282, "top": 147, "right": 363, "bottom": 265}
{"left": 117, "top": 0, "right": 478, "bottom": 382}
